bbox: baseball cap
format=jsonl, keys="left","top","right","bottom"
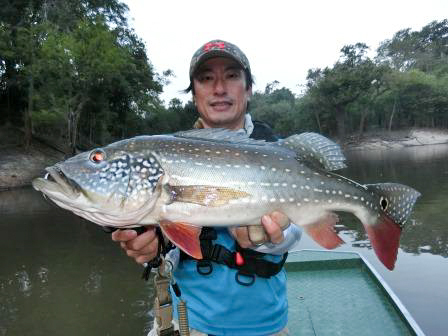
{"left": 189, "top": 39, "right": 251, "bottom": 78}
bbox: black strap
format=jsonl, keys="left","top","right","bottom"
{"left": 180, "top": 227, "right": 287, "bottom": 284}
{"left": 142, "top": 227, "right": 175, "bottom": 281}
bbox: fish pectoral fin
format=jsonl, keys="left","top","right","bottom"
{"left": 305, "top": 212, "right": 344, "bottom": 249}
{"left": 159, "top": 220, "right": 202, "bottom": 259}
{"left": 167, "top": 185, "right": 251, "bottom": 207}
{"left": 364, "top": 214, "right": 401, "bottom": 270}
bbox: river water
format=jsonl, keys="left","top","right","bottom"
{"left": 1, "top": 144, "right": 447, "bottom": 335}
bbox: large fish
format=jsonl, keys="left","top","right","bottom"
{"left": 32, "top": 129, "right": 420, "bottom": 270}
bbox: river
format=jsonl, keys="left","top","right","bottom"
{"left": 1, "top": 144, "right": 447, "bottom": 335}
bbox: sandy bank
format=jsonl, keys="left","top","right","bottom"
{"left": 0, "top": 127, "right": 64, "bottom": 190}
{"left": 343, "top": 128, "right": 448, "bottom": 151}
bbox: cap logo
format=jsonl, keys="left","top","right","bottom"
{"left": 203, "top": 41, "right": 225, "bottom": 51}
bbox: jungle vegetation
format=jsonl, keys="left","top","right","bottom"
{"left": 1, "top": 0, "right": 447, "bottom": 153}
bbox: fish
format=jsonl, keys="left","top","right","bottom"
{"left": 32, "top": 129, "right": 421, "bottom": 270}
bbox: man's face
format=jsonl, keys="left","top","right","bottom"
{"left": 193, "top": 57, "right": 251, "bottom": 130}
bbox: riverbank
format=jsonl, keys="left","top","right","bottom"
{"left": 1, "top": 127, "right": 448, "bottom": 190}
{"left": 0, "top": 127, "right": 65, "bottom": 190}
{"left": 342, "top": 128, "right": 448, "bottom": 152}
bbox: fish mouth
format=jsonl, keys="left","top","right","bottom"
{"left": 32, "top": 166, "right": 81, "bottom": 199}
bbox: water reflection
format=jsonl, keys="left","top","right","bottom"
{"left": 344, "top": 144, "right": 448, "bottom": 258}
{"left": 0, "top": 189, "right": 155, "bottom": 336}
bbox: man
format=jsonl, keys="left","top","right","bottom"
{"left": 112, "top": 40, "right": 301, "bottom": 335}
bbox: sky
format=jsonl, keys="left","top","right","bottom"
{"left": 124, "top": 0, "right": 447, "bottom": 105}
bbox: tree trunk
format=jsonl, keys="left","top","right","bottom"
{"left": 335, "top": 107, "right": 346, "bottom": 139}
{"left": 24, "top": 74, "right": 34, "bottom": 149}
{"left": 314, "top": 110, "right": 322, "bottom": 133}
{"left": 388, "top": 96, "right": 398, "bottom": 132}
{"left": 358, "top": 109, "right": 368, "bottom": 138}
{"left": 69, "top": 97, "right": 87, "bottom": 154}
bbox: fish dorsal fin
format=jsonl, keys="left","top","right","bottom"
{"left": 277, "top": 132, "right": 347, "bottom": 171}
{"left": 173, "top": 128, "right": 267, "bottom": 146}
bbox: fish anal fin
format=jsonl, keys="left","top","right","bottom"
{"left": 364, "top": 214, "right": 401, "bottom": 270}
{"left": 168, "top": 185, "right": 251, "bottom": 207}
{"left": 305, "top": 213, "right": 344, "bottom": 249}
{"left": 159, "top": 220, "right": 202, "bottom": 259}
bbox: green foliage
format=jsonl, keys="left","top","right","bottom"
{"left": 250, "top": 86, "right": 317, "bottom": 136}
{"left": 0, "top": 5, "right": 447, "bottom": 148}
{"left": 0, "top": 0, "right": 165, "bottom": 152}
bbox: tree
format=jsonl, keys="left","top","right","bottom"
{"left": 377, "top": 20, "right": 448, "bottom": 74}
{"left": 305, "top": 43, "right": 378, "bottom": 138}
{"left": 0, "top": 0, "right": 165, "bottom": 152}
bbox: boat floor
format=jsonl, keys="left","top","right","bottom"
{"left": 285, "top": 250, "right": 421, "bottom": 336}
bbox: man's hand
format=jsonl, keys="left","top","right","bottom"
{"left": 229, "top": 211, "right": 291, "bottom": 248}
{"left": 111, "top": 227, "right": 159, "bottom": 264}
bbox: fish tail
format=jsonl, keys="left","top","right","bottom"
{"left": 365, "top": 183, "right": 421, "bottom": 227}
{"left": 363, "top": 183, "right": 421, "bottom": 270}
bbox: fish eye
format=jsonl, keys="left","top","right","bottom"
{"left": 380, "top": 196, "right": 388, "bottom": 211}
{"left": 90, "top": 150, "right": 106, "bottom": 163}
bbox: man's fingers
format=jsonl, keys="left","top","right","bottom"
{"left": 111, "top": 229, "right": 137, "bottom": 242}
{"left": 248, "top": 226, "right": 268, "bottom": 245}
{"left": 135, "top": 254, "right": 155, "bottom": 264}
{"left": 270, "top": 211, "right": 290, "bottom": 230}
{"left": 229, "top": 226, "right": 252, "bottom": 248}
{"left": 262, "top": 215, "right": 285, "bottom": 244}
{"left": 125, "top": 228, "right": 157, "bottom": 251}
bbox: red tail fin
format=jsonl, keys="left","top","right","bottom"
{"left": 364, "top": 215, "right": 401, "bottom": 270}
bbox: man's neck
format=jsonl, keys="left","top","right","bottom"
{"left": 201, "top": 117, "right": 245, "bottom": 130}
